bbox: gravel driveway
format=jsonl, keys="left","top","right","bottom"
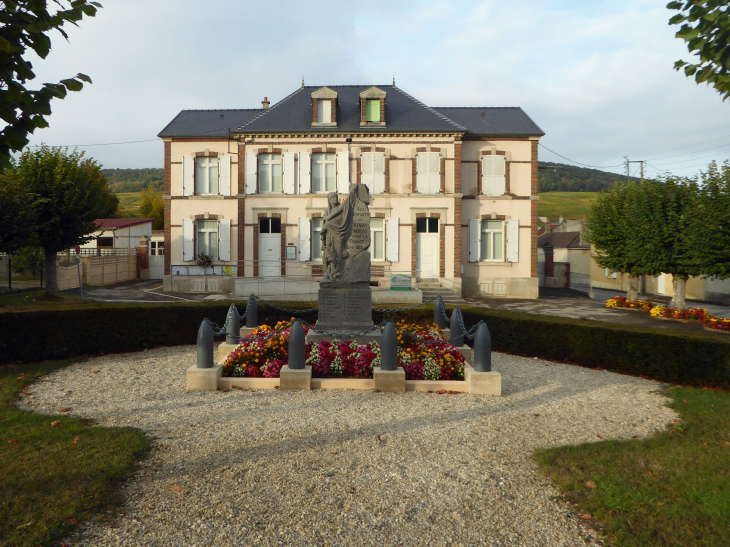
{"left": 21, "top": 346, "right": 676, "bottom": 547}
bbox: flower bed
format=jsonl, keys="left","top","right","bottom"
{"left": 223, "top": 320, "right": 465, "bottom": 381}
{"left": 605, "top": 295, "right": 654, "bottom": 310}
{"left": 702, "top": 316, "right": 730, "bottom": 333}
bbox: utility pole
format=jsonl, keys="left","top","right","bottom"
{"left": 625, "top": 158, "right": 646, "bottom": 183}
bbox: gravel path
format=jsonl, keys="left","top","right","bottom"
{"left": 21, "top": 345, "right": 676, "bottom": 547}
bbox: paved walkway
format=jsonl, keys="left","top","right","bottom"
{"left": 61, "top": 280, "right": 207, "bottom": 303}
{"left": 464, "top": 287, "right": 730, "bottom": 332}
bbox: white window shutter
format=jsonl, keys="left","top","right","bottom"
{"left": 182, "top": 219, "right": 194, "bottom": 261}
{"left": 506, "top": 219, "right": 519, "bottom": 262}
{"left": 298, "top": 152, "right": 311, "bottom": 194}
{"left": 218, "top": 156, "right": 231, "bottom": 196}
{"left": 481, "top": 156, "right": 492, "bottom": 195}
{"left": 605, "top": 268, "right": 610, "bottom": 278}
{"left": 218, "top": 219, "right": 231, "bottom": 261}
{"left": 337, "top": 152, "right": 349, "bottom": 194}
{"left": 298, "top": 217, "right": 311, "bottom": 261}
{"left": 468, "top": 219, "right": 480, "bottom": 262}
{"left": 182, "top": 156, "right": 194, "bottom": 197}
{"left": 416, "top": 153, "right": 429, "bottom": 193}
{"left": 244, "top": 153, "right": 257, "bottom": 194}
{"left": 372, "top": 152, "right": 386, "bottom": 194}
{"left": 282, "top": 152, "right": 296, "bottom": 195}
{"left": 430, "top": 152, "right": 441, "bottom": 193}
{"left": 613, "top": 271, "right": 618, "bottom": 279}
{"left": 361, "top": 152, "right": 374, "bottom": 189}
{"left": 385, "top": 217, "right": 399, "bottom": 262}
{"left": 494, "top": 155, "right": 506, "bottom": 195}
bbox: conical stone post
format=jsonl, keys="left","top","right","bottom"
{"left": 374, "top": 320, "right": 405, "bottom": 392}
{"left": 472, "top": 322, "right": 492, "bottom": 372}
{"left": 450, "top": 306, "right": 465, "bottom": 347}
{"left": 245, "top": 294, "right": 258, "bottom": 328}
{"left": 434, "top": 295, "right": 447, "bottom": 329}
{"left": 380, "top": 321, "right": 398, "bottom": 371}
{"left": 196, "top": 320, "right": 214, "bottom": 369}
{"left": 226, "top": 304, "right": 240, "bottom": 345}
{"left": 288, "top": 320, "right": 306, "bottom": 370}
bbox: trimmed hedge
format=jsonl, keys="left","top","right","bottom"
{"left": 3, "top": 302, "right": 730, "bottom": 388}
{"left": 0, "top": 301, "right": 317, "bottom": 364}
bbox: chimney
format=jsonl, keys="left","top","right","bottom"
{"left": 261, "top": 97, "right": 270, "bottom": 110}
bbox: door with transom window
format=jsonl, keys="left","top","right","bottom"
{"left": 416, "top": 217, "right": 439, "bottom": 279}
{"left": 259, "top": 218, "right": 281, "bottom": 277}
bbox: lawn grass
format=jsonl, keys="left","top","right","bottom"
{"left": 536, "top": 386, "right": 730, "bottom": 546}
{"left": 538, "top": 191, "right": 600, "bottom": 221}
{"left": 115, "top": 191, "right": 142, "bottom": 217}
{"left": 0, "top": 359, "right": 151, "bottom": 547}
{"left": 0, "top": 290, "right": 94, "bottom": 312}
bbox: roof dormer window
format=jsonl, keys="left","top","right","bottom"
{"left": 359, "top": 86, "right": 386, "bottom": 127}
{"left": 311, "top": 87, "right": 337, "bottom": 127}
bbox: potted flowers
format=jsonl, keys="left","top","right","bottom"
{"left": 196, "top": 253, "right": 213, "bottom": 274}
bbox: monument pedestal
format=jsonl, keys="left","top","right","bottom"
{"left": 308, "top": 282, "right": 380, "bottom": 344}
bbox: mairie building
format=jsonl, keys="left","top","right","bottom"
{"left": 158, "top": 83, "right": 544, "bottom": 299}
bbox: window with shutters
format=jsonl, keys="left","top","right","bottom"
{"left": 366, "top": 99, "right": 380, "bottom": 122}
{"left": 416, "top": 152, "right": 441, "bottom": 194}
{"left": 259, "top": 154, "right": 282, "bottom": 193}
{"left": 481, "top": 220, "right": 503, "bottom": 261}
{"left": 313, "top": 153, "right": 336, "bottom": 193}
{"left": 196, "top": 157, "right": 219, "bottom": 195}
{"left": 361, "top": 151, "right": 385, "bottom": 194}
{"left": 481, "top": 155, "right": 506, "bottom": 196}
{"left": 197, "top": 220, "right": 218, "bottom": 258}
{"left": 312, "top": 217, "right": 324, "bottom": 260}
{"left": 371, "top": 218, "right": 385, "bottom": 261}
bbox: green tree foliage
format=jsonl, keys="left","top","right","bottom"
{"left": 10, "top": 246, "right": 44, "bottom": 276}
{"left": 687, "top": 160, "right": 730, "bottom": 277}
{"left": 538, "top": 162, "right": 637, "bottom": 192}
{"left": 13, "top": 145, "right": 117, "bottom": 295}
{"left": 103, "top": 168, "right": 164, "bottom": 193}
{"left": 0, "top": 1, "right": 102, "bottom": 170}
{"left": 586, "top": 182, "right": 643, "bottom": 274}
{"left": 668, "top": 0, "right": 730, "bottom": 100}
{"left": 139, "top": 183, "right": 164, "bottom": 230}
{"left": 0, "top": 170, "right": 33, "bottom": 253}
{"left": 627, "top": 177, "right": 701, "bottom": 309}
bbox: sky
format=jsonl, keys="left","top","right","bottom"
{"left": 20, "top": 0, "right": 730, "bottom": 180}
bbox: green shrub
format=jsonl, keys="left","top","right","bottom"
{"left": 3, "top": 302, "right": 730, "bottom": 388}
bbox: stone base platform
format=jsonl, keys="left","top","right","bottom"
{"left": 306, "top": 330, "right": 381, "bottom": 345}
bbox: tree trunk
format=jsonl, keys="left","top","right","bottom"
{"left": 669, "top": 276, "right": 687, "bottom": 310}
{"left": 45, "top": 250, "right": 58, "bottom": 297}
{"left": 627, "top": 275, "right": 640, "bottom": 302}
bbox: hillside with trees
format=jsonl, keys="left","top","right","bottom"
{"left": 103, "top": 168, "right": 164, "bottom": 193}
{"left": 538, "top": 162, "right": 639, "bottom": 192}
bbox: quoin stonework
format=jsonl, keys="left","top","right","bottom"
{"left": 158, "top": 84, "right": 544, "bottom": 298}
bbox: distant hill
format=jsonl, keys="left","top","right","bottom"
{"left": 103, "top": 163, "right": 634, "bottom": 194}
{"left": 103, "top": 168, "right": 164, "bottom": 193}
{"left": 538, "top": 162, "right": 640, "bottom": 192}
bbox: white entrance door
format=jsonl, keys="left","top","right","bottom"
{"left": 416, "top": 217, "right": 440, "bottom": 279}
{"left": 657, "top": 273, "right": 666, "bottom": 295}
{"left": 259, "top": 218, "right": 281, "bottom": 278}
{"left": 149, "top": 240, "right": 164, "bottom": 279}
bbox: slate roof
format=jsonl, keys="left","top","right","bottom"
{"left": 157, "top": 109, "right": 263, "bottom": 138}
{"left": 158, "top": 86, "right": 545, "bottom": 138}
{"left": 537, "top": 232, "right": 588, "bottom": 249}
{"left": 236, "top": 85, "right": 467, "bottom": 133}
{"left": 433, "top": 107, "right": 544, "bottom": 137}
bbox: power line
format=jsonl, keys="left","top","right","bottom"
{"left": 641, "top": 141, "right": 730, "bottom": 162}
{"left": 649, "top": 151, "right": 730, "bottom": 167}
{"left": 29, "top": 138, "right": 159, "bottom": 148}
{"left": 538, "top": 143, "right": 624, "bottom": 169}
{"left": 636, "top": 133, "right": 730, "bottom": 158}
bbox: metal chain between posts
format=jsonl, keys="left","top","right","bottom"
{"left": 254, "top": 296, "right": 318, "bottom": 315}
{"left": 457, "top": 312, "right": 479, "bottom": 341}
{"left": 372, "top": 296, "right": 438, "bottom": 314}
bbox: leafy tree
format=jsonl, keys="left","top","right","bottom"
{"left": 0, "top": 0, "right": 101, "bottom": 170}
{"left": 139, "top": 183, "right": 164, "bottom": 230}
{"left": 687, "top": 160, "right": 730, "bottom": 277}
{"left": 10, "top": 246, "right": 44, "bottom": 277}
{"left": 627, "top": 177, "right": 701, "bottom": 310}
{"left": 668, "top": 0, "right": 730, "bottom": 100}
{"left": 0, "top": 169, "right": 33, "bottom": 253}
{"left": 13, "top": 145, "right": 117, "bottom": 296}
{"left": 585, "top": 182, "right": 645, "bottom": 301}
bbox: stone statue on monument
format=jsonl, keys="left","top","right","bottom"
{"left": 320, "top": 184, "right": 371, "bottom": 285}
